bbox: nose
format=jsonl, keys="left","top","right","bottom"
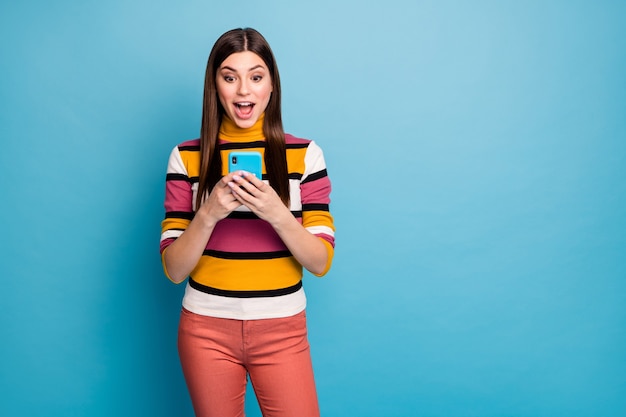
{"left": 237, "top": 79, "right": 250, "bottom": 95}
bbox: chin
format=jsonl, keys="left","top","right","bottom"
{"left": 235, "top": 118, "right": 259, "bottom": 129}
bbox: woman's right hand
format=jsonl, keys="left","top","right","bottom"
{"left": 196, "top": 172, "right": 242, "bottom": 225}
{"left": 163, "top": 173, "right": 241, "bottom": 283}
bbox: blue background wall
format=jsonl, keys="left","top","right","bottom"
{"left": 1, "top": 1, "right": 624, "bottom": 416}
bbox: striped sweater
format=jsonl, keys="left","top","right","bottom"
{"left": 160, "top": 116, "right": 335, "bottom": 319}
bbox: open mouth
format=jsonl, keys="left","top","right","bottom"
{"left": 235, "top": 102, "right": 254, "bottom": 118}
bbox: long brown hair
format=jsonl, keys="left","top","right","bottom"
{"left": 196, "top": 27, "right": 289, "bottom": 211}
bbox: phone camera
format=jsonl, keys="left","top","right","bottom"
{"left": 231, "top": 156, "right": 237, "bottom": 164}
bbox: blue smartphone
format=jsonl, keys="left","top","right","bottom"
{"left": 228, "top": 151, "right": 262, "bottom": 178}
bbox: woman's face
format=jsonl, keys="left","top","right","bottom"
{"left": 216, "top": 51, "right": 273, "bottom": 129}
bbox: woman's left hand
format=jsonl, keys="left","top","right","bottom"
{"left": 227, "top": 171, "right": 291, "bottom": 225}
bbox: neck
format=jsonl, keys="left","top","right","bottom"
{"left": 219, "top": 114, "right": 265, "bottom": 142}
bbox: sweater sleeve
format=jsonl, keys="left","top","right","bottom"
{"left": 160, "top": 145, "right": 195, "bottom": 278}
{"left": 300, "top": 141, "right": 335, "bottom": 276}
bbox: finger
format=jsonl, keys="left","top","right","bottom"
{"left": 241, "top": 171, "right": 264, "bottom": 188}
{"left": 231, "top": 174, "right": 259, "bottom": 196}
{"left": 219, "top": 173, "right": 236, "bottom": 187}
{"left": 228, "top": 180, "right": 251, "bottom": 202}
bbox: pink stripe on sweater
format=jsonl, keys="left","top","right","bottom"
{"left": 301, "top": 176, "right": 331, "bottom": 205}
{"left": 207, "top": 217, "right": 294, "bottom": 253}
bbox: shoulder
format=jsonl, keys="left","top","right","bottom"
{"left": 285, "top": 133, "right": 326, "bottom": 157}
{"left": 284, "top": 133, "right": 326, "bottom": 154}
{"left": 166, "top": 139, "right": 201, "bottom": 174}
{"left": 285, "top": 133, "right": 312, "bottom": 147}
{"left": 168, "top": 138, "right": 200, "bottom": 159}
{"left": 176, "top": 138, "right": 200, "bottom": 150}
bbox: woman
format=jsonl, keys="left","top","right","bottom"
{"left": 160, "top": 28, "right": 335, "bottom": 417}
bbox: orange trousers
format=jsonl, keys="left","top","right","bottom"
{"left": 178, "top": 308, "right": 320, "bottom": 417}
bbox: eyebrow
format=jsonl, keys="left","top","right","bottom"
{"left": 220, "top": 65, "right": 266, "bottom": 72}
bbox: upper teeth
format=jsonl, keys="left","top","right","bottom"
{"left": 237, "top": 102, "right": 252, "bottom": 107}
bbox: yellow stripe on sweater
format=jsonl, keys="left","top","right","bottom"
{"left": 190, "top": 256, "right": 303, "bottom": 291}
